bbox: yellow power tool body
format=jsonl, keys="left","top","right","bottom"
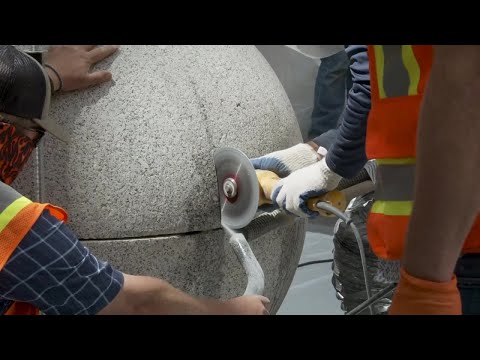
{"left": 256, "top": 169, "right": 374, "bottom": 217}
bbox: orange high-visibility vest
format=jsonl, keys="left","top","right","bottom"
{"left": 0, "top": 181, "right": 67, "bottom": 315}
{"left": 366, "top": 45, "right": 480, "bottom": 260}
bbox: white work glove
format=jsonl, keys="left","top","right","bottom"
{"left": 250, "top": 143, "right": 320, "bottom": 177}
{"left": 271, "top": 158, "right": 342, "bottom": 218}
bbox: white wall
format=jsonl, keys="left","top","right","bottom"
{"left": 256, "top": 45, "right": 346, "bottom": 141}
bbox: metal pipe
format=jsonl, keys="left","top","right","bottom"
{"left": 345, "top": 282, "right": 397, "bottom": 315}
{"left": 222, "top": 208, "right": 299, "bottom": 296}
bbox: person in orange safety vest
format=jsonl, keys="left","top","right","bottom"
{"left": 251, "top": 45, "right": 480, "bottom": 315}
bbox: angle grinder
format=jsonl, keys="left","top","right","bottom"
{"left": 212, "top": 146, "right": 375, "bottom": 299}
{"left": 214, "top": 147, "right": 374, "bottom": 222}
{"left": 256, "top": 169, "right": 374, "bottom": 217}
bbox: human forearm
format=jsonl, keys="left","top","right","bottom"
{"left": 111, "top": 274, "right": 215, "bottom": 315}
{"left": 99, "top": 274, "right": 269, "bottom": 315}
{"left": 403, "top": 45, "right": 480, "bottom": 283}
{"left": 312, "top": 45, "right": 371, "bottom": 178}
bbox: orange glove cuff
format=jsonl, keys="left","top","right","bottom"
{"left": 389, "top": 267, "right": 462, "bottom": 315}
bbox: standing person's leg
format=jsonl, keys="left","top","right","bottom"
{"left": 308, "top": 50, "right": 350, "bottom": 139}
{"left": 454, "top": 253, "right": 480, "bottom": 315}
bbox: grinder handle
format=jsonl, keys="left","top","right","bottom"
{"left": 257, "top": 169, "right": 338, "bottom": 213}
{"left": 256, "top": 169, "right": 373, "bottom": 217}
{"left": 257, "top": 170, "right": 282, "bottom": 206}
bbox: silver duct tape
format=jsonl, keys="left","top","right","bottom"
{"left": 331, "top": 191, "right": 398, "bottom": 314}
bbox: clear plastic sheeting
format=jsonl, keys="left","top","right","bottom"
{"left": 255, "top": 45, "right": 344, "bottom": 141}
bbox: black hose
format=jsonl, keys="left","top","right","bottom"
{"left": 345, "top": 283, "right": 397, "bottom": 315}
{"left": 298, "top": 259, "right": 333, "bottom": 268}
{"left": 337, "top": 168, "right": 370, "bottom": 191}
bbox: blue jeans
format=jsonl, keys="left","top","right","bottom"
{"left": 455, "top": 254, "right": 480, "bottom": 315}
{"left": 308, "top": 50, "right": 352, "bottom": 140}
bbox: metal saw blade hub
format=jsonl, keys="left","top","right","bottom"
{"left": 214, "top": 147, "right": 259, "bottom": 230}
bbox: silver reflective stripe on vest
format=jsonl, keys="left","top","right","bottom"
{"left": 0, "top": 182, "right": 22, "bottom": 213}
{"left": 382, "top": 45, "right": 410, "bottom": 98}
{"left": 375, "top": 164, "right": 415, "bottom": 201}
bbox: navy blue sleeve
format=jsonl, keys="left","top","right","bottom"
{"left": 313, "top": 128, "right": 338, "bottom": 152}
{"left": 312, "top": 45, "right": 371, "bottom": 178}
{"left": 0, "top": 209, "right": 124, "bottom": 315}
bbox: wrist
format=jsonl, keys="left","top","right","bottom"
{"left": 317, "top": 157, "right": 342, "bottom": 190}
{"left": 44, "top": 65, "right": 61, "bottom": 93}
{"left": 389, "top": 267, "right": 462, "bottom": 315}
{"left": 397, "top": 267, "right": 459, "bottom": 298}
{"left": 200, "top": 298, "right": 231, "bottom": 315}
{"left": 306, "top": 141, "right": 327, "bottom": 159}
{"left": 306, "top": 141, "right": 319, "bottom": 152}
{"left": 320, "top": 157, "right": 340, "bottom": 177}
{"left": 298, "top": 142, "right": 322, "bottom": 161}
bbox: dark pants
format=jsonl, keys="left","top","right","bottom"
{"left": 455, "top": 253, "right": 480, "bottom": 315}
{"left": 308, "top": 50, "right": 352, "bottom": 139}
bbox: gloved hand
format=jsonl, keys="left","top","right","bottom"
{"left": 271, "top": 158, "right": 342, "bottom": 218}
{"left": 250, "top": 143, "right": 321, "bottom": 178}
{"left": 389, "top": 268, "right": 462, "bottom": 315}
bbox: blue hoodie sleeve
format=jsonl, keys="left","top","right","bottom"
{"left": 312, "top": 45, "right": 371, "bottom": 178}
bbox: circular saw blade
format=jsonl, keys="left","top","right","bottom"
{"left": 214, "top": 147, "right": 259, "bottom": 229}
